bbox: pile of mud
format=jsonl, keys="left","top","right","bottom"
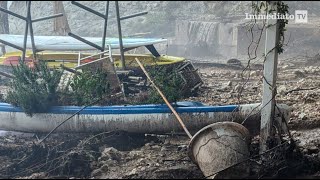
{"left": 0, "top": 129, "right": 320, "bottom": 179}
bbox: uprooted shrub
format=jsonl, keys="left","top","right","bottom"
{"left": 5, "top": 60, "right": 112, "bottom": 115}
{"left": 61, "top": 68, "right": 111, "bottom": 106}
{"left": 6, "top": 61, "right": 63, "bottom": 116}
{"left": 142, "top": 65, "right": 188, "bottom": 104}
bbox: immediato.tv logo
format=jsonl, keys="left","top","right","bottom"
{"left": 295, "top": 10, "right": 308, "bottom": 23}
{"left": 245, "top": 10, "right": 308, "bottom": 23}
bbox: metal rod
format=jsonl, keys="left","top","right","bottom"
{"left": 71, "top": 1, "right": 105, "bottom": 19}
{"left": 78, "top": 50, "right": 109, "bottom": 62}
{"left": 60, "top": 64, "right": 82, "bottom": 75}
{"left": 115, "top": 1, "right": 125, "bottom": 70}
{"left": 0, "top": 39, "right": 24, "bottom": 51}
{"left": 78, "top": 51, "right": 81, "bottom": 66}
{"left": 32, "top": 13, "right": 63, "bottom": 23}
{"left": 101, "top": 1, "right": 109, "bottom": 54}
{"left": 0, "top": 44, "right": 6, "bottom": 54}
{"left": 75, "top": 56, "right": 109, "bottom": 69}
{"left": 22, "top": 2, "right": 30, "bottom": 62}
{"left": 68, "top": 32, "right": 103, "bottom": 51}
{"left": 120, "top": 11, "right": 148, "bottom": 20}
{"left": 0, "top": 7, "right": 26, "bottom": 20}
{"left": 27, "top": 1, "right": 37, "bottom": 60}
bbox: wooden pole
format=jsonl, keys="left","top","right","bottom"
{"left": 260, "top": 1, "right": 280, "bottom": 153}
{"left": 135, "top": 58, "right": 193, "bottom": 139}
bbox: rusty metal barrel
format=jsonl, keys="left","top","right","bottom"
{"left": 188, "top": 122, "right": 251, "bottom": 179}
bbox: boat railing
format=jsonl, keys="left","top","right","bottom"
{"left": 75, "top": 56, "right": 110, "bottom": 70}
{"left": 77, "top": 44, "right": 113, "bottom": 66}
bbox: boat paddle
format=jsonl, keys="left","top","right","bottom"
{"left": 135, "top": 58, "right": 192, "bottom": 139}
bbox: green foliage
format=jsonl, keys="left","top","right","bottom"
{"left": 68, "top": 68, "right": 110, "bottom": 106}
{"left": 143, "top": 66, "right": 186, "bottom": 104}
{"left": 276, "top": 1, "right": 289, "bottom": 54}
{"left": 6, "top": 61, "right": 63, "bottom": 116}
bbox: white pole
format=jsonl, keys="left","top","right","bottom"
{"left": 260, "top": 1, "right": 280, "bottom": 153}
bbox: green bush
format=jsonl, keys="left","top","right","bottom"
{"left": 68, "top": 68, "right": 111, "bottom": 106}
{"left": 144, "top": 66, "right": 186, "bottom": 104}
{"left": 6, "top": 61, "right": 63, "bottom": 116}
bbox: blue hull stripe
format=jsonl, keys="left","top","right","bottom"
{"left": 0, "top": 102, "right": 239, "bottom": 115}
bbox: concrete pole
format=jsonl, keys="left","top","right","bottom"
{"left": 260, "top": 1, "right": 280, "bottom": 153}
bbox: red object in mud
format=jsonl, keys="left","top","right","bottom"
{"left": 3, "top": 56, "right": 34, "bottom": 66}
{"left": 82, "top": 57, "right": 95, "bottom": 63}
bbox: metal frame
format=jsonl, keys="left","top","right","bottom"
{"left": 0, "top": 1, "right": 63, "bottom": 62}
{"left": 0, "top": 1, "right": 148, "bottom": 65}
{"left": 70, "top": 1, "right": 148, "bottom": 70}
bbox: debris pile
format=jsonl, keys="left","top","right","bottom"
{"left": 0, "top": 58, "right": 319, "bottom": 179}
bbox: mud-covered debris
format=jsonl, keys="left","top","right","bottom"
{"left": 17, "top": 173, "right": 47, "bottom": 179}
{"left": 100, "top": 147, "right": 123, "bottom": 161}
{"left": 294, "top": 70, "right": 306, "bottom": 78}
{"left": 227, "top": 58, "right": 242, "bottom": 67}
{"left": 299, "top": 113, "right": 308, "bottom": 120}
{"left": 306, "top": 146, "right": 319, "bottom": 154}
{"left": 278, "top": 85, "right": 287, "bottom": 95}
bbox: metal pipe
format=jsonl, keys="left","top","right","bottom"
{"left": 108, "top": 44, "right": 113, "bottom": 62}
{"left": 120, "top": 11, "right": 148, "bottom": 20}
{"left": 68, "top": 32, "right": 103, "bottom": 51}
{"left": 60, "top": 64, "right": 82, "bottom": 75}
{"left": 22, "top": 2, "right": 30, "bottom": 62}
{"left": 32, "top": 13, "right": 63, "bottom": 23}
{"left": 27, "top": 1, "right": 37, "bottom": 60}
{"left": 115, "top": 1, "right": 125, "bottom": 70}
{"left": 101, "top": 1, "right": 109, "bottom": 55}
{"left": 75, "top": 56, "right": 109, "bottom": 69}
{"left": 78, "top": 50, "right": 109, "bottom": 62}
{"left": 0, "top": 44, "right": 6, "bottom": 55}
{"left": 0, "top": 7, "right": 26, "bottom": 20}
{"left": 71, "top": 1, "right": 105, "bottom": 19}
{"left": 77, "top": 51, "right": 81, "bottom": 66}
{"left": 0, "top": 39, "right": 24, "bottom": 51}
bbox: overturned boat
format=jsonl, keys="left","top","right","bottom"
{"left": 0, "top": 101, "right": 291, "bottom": 134}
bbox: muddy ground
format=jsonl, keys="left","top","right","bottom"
{"left": 0, "top": 57, "right": 319, "bottom": 179}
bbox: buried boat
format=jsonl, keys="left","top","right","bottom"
{"left": 0, "top": 101, "right": 291, "bottom": 134}
{"left": 0, "top": 34, "right": 204, "bottom": 93}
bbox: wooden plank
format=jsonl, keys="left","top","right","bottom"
{"left": 260, "top": 1, "right": 280, "bottom": 153}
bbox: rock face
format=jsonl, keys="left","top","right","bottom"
{"left": 7, "top": 1, "right": 320, "bottom": 59}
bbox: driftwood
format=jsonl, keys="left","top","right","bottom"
{"left": 284, "top": 87, "right": 318, "bottom": 95}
